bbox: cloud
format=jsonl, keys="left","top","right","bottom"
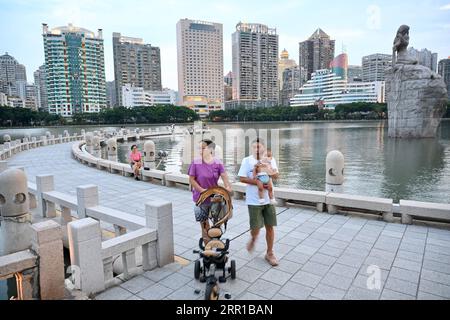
{"left": 439, "top": 3, "right": 450, "bottom": 10}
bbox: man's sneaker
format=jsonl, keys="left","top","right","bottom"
{"left": 265, "top": 253, "right": 279, "bottom": 266}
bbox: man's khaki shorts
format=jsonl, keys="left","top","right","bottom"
{"left": 248, "top": 204, "right": 277, "bottom": 230}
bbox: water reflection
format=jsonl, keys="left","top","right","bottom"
{"left": 383, "top": 138, "right": 446, "bottom": 202}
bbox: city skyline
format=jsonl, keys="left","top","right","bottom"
{"left": 0, "top": 0, "right": 449, "bottom": 91}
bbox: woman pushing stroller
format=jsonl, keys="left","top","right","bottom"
{"left": 188, "top": 139, "right": 233, "bottom": 245}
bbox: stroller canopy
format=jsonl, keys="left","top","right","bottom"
{"left": 196, "top": 186, "right": 233, "bottom": 228}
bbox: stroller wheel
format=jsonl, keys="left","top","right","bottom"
{"left": 194, "top": 260, "right": 201, "bottom": 280}
{"left": 205, "top": 282, "right": 219, "bottom": 300}
{"left": 230, "top": 260, "right": 236, "bottom": 279}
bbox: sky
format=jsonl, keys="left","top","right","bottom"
{"left": 0, "top": 0, "right": 449, "bottom": 90}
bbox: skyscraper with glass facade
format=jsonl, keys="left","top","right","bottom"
{"left": 42, "top": 23, "right": 106, "bottom": 116}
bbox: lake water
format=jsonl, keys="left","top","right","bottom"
{"left": 2, "top": 120, "right": 449, "bottom": 204}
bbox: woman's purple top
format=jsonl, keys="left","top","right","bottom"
{"left": 188, "top": 158, "right": 225, "bottom": 203}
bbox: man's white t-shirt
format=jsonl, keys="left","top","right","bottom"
{"left": 238, "top": 155, "right": 278, "bottom": 206}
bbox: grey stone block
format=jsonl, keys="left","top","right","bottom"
{"left": 137, "top": 283, "right": 173, "bottom": 300}
{"left": 388, "top": 267, "right": 420, "bottom": 284}
{"left": 142, "top": 268, "right": 174, "bottom": 282}
{"left": 419, "top": 279, "right": 450, "bottom": 299}
{"left": 311, "top": 284, "right": 346, "bottom": 300}
{"left": 278, "top": 282, "right": 313, "bottom": 300}
{"left": 309, "top": 253, "right": 337, "bottom": 267}
{"left": 247, "top": 279, "right": 281, "bottom": 299}
{"left": 301, "top": 261, "right": 331, "bottom": 277}
{"left": 95, "top": 286, "right": 133, "bottom": 300}
{"left": 345, "top": 286, "right": 381, "bottom": 300}
{"left": 392, "top": 258, "right": 422, "bottom": 272}
{"left": 120, "top": 276, "right": 155, "bottom": 294}
{"left": 320, "top": 273, "right": 354, "bottom": 291}
{"left": 291, "top": 270, "right": 323, "bottom": 288}
{"left": 261, "top": 269, "right": 292, "bottom": 286}
{"left": 384, "top": 277, "right": 418, "bottom": 296}
{"left": 159, "top": 272, "right": 191, "bottom": 290}
{"left": 329, "top": 263, "right": 359, "bottom": 279}
{"left": 380, "top": 288, "right": 415, "bottom": 300}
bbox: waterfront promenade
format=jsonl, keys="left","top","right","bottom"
{"left": 7, "top": 142, "right": 450, "bottom": 300}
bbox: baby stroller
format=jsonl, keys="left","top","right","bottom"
{"left": 193, "top": 186, "right": 236, "bottom": 300}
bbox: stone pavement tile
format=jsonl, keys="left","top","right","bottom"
{"left": 159, "top": 272, "right": 192, "bottom": 290}
{"left": 166, "top": 285, "right": 202, "bottom": 300}
{"left": 291, "top": 270, "right": 323, "bottom": 288}
{"left": 260, "top": 269, "right": 292, "bottom": 286}
{"left": 352, "top": 273, "right": 386, "bottom": 292}
{"left": 392, "top": 258, "right": 422, "bottom": 273}
{"left": 311, "top": 284, "right": 346, "bottom": 300}
{"left": 337, "top": 254, "right": 366, "bottom": 269}
{"left": 236, "top": 266, "right": 264, "bottom": 283}
{"left": 309, "top": 232, "right": 332, "bottom": 242}
{"left": 395, "top": 250, "right": 424, "bottom": 263}
{"left": 245, "top": 257, "right": 273, "bottom": 273}
{"left": 320, "top": 273, "right": 354, "bottom": 291}
{"left": 309, "top": 253, "right": 337, "bottom": 267}
{"left": 317, "top": 245, "right": 345, "bottom": 258}
{"left": 286, "top": 231, "right": 310, "bottom": 241}
{"left": 272, "top": 293, "right": 294, "bottom": 300}
{"left": 424, "top": 251, "right": 450, "bottom": 264}
{"left": 301, "top": 261, "right": 331, "bottom": 277}
{"left": 421, "top": 269, "right": 450, "bottom": 286}
{"left": 247, "top": 279, "right": 281, "bottom": 299}
{"left": 275, "top": 259, "right": 303, "bottom": 274}
{"left": 278, "top": 235, "right": 304, "bottom": 247}
{"left": 344, "top": 286, "right": 381, "bottom": 300}
{"left": 282, "top": 251, "right": 312, "bottom": 265}
{"left": 142, "top": 268, "right": 174, "bottom": 282}
{"left": 126, "top": 295, "right": 143, "bottom": 300}
{"left": 426, "top": 244, "right": 450, "bottom": 256}
{"left": 384, "top": 277, "right": 418, "bottom": 296}
{"left": 219, "top": 279, "right": 252, "bottom": 298}
{"left": 120, "top": 275, "right": 155, "bottom": 294}
{"left": 388, "top": 267, "right": 420, "bottom": 284}
{"left": 419, "top": 279, "right": 450, "bottom": 299}
{"left": 364, "top": 256, "right": 394, "bottom": 270}
{"left": 292, "top": 244, "right": 320, "bottom": 256}
{"left": 367, "top": 248, "right": 396, "bottom": 261}
{"left": 326, "top": 239, "right": 350, "bottom": 250}
{"left": 422, "top": 259, "right": 450, "bottom": 275}
{"left": 95, "top": 286, "right": 134, "bottom": 300}
{"left": 300, "top": 238, "right": 326, "bottom": 249}
{"left": 237, "top": 292, "right": 266, "bottom": 300}
{"left": 137, "top": 283, "right": 174, "bottom": 300}
{"left": 278, "top": 281, "right": 313, "bottom": 300}
{"left": 417, "top": 291, "right": 446, "bottom": 300}
{"left": 380, "top": 289, "right": 416, "bottom": 300}
{"left": 329, "top": 263, "right": 360, "bottom": 279}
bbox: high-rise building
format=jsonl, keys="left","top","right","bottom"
{"left": 224, "top": 71, "right": 233, "bottom": 102}
{"left": 438, "top": 58, "right": 450, "bottom": 100}
{"left": 280, "top": 66, "right": 306, "bottom": 107}
{"left": 230, "top": 22, "right": 279, "bottom": 109}
{"left": 0, "top": 52, "right": 27, "bottom": 96}
{"left": 106, "top": 81, "right": 116, "bottom": 108}
{"left": 176, "top": 19, "right": 224, "bottom": 114}
{"left": 112, "top": 33, "right": 162, "bottom": 107}
{"left": 362, "top": 54, "right": 392, "bottom": 82}
{"left": 348, "top": 65, "right": 363, "bottom": 82}
{"left": 408, "top": 47, "right": 438, "bottom": 72}
{"left": 0, "top": 92, "right": 8, "bottom": 106}
{"left": 42, "top": 23, "right": 106, "bottom": 116}
{"left": 299, "top": 29, "right": 335, "bottom": 81}
{"left": 278, "top": 49, "right": 297, "bottom": 93}
{"left": 34, "top": 65, "right": 48, "bottom": 110}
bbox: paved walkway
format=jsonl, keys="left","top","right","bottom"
{"left": 7, "top": 142, "right": 450, "bottom": 300}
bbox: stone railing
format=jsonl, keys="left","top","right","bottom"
{"left": 72, "top": 141, "right": 450, "bottom": 226}
{"left": 26, "top": 174, "right": 174, "bottom": 296}
{"left": 0, "top": 220, "right": 65, "bottom": 300}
